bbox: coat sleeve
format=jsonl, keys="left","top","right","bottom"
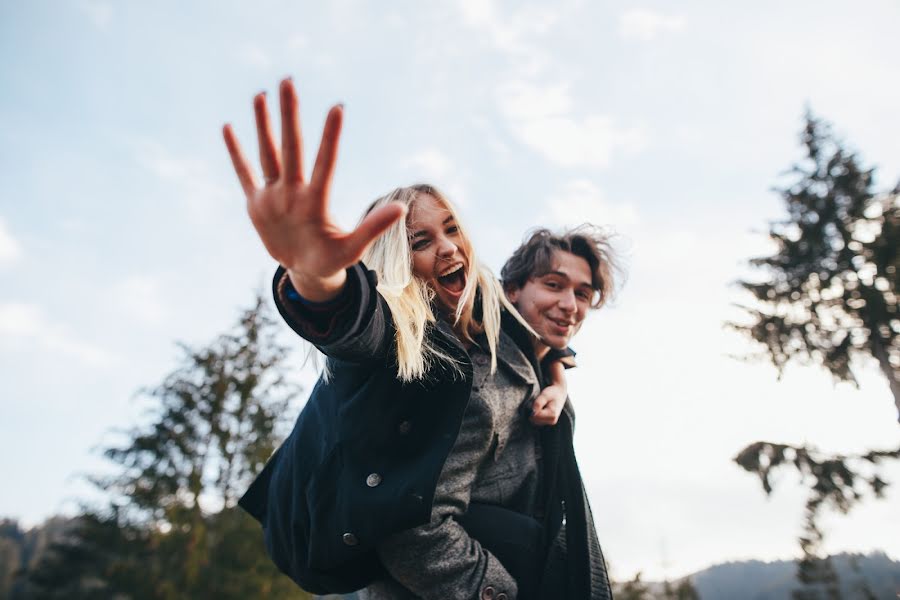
{"left": 374, "top": 395, "right": 519, "bottom": 600}
{"left": 271, "top": 263, "right": 394, "bottom": 364}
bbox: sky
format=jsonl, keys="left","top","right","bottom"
{"left": 2, "top": 0, "right": 900, "bottom": 582}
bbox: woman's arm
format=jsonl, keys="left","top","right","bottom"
{"left": 273, "top": 262, "right": 395, "bottom": 363}
{"left": 222, "top": 79, "right": 405, "bottom": 302}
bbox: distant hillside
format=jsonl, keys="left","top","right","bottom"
{"left": 315, "top": 552, "right": 900, "bottom": 600}
{"left": 684, "top": 552, "right": 899, "bottom": 600}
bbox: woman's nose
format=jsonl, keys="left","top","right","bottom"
{"left": 435, "top": 237, "right": 458, "bottom": 258}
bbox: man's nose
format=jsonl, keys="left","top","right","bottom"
{"left": 558, "top": 289, "right": 577, "bottom": 313}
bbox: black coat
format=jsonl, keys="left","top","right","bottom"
{"left": 239, "top": 264, "right": 613, "bottom": 598}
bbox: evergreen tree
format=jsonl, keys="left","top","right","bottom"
{"left": 27, "top": 296, "right": 310, "bottom": 599}
{"left": 732, "top": 113, "right": 900, "bottom": 418}
{"left": 617, "top": 572, "right": 652, "bottom": 600}
{"left": 731, "top": 113, "right": 900, "bottom": 599}
{"left": 673, "top": 578, "right": 700, "bottom": 600}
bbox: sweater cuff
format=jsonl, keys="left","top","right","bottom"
{"left": 482, "top": 552, "right": 518, "bottom": 600}
{"left": 274, "top": 266, "right": 361, "bottom": 341}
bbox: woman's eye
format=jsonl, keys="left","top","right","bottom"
{"left": 446, "top": 226, "right": 459, "bottom": 235}
{"left": 411, "top": 240, "right": 430, "bottom": 251}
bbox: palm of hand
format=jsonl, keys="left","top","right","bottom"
{"left": 223, "top": 79, "right": 404, "bottom": 296}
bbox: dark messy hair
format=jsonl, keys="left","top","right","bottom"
{"left": 500, "top": 225, "right": 618, "bottom": 309}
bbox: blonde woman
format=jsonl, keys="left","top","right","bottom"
{"left": 224, "top": 79, "right": 613, "bottom": 600}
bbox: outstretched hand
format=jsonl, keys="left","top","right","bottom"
{"left": 222, "top": 79, "right": 406, "bottom": 301}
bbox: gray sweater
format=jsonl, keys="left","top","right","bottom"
{"left": 361, "top": 332, "right": 541, "bottom": 600}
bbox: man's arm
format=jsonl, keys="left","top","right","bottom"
{"left": 531, "top": 359, "right": 567, "bottom": 426}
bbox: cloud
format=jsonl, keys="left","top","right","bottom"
{"left": 403, "top": 148, "right": 454, "bottom": 180}
{"left": 76, "top": 0, "right": 113, "bottom": 30}
{"left": 497, "top": 80, "right": 648, "bottom": 167}
{"left": 237, "top": 43, "right": 273, "bottom": 70}
{"left": 457, "top": 0, "right": 558, "bottom": 73}
{"left": 619, "top": 9, "right": 687, "bottom": 41}
{"left": 455, "top": 2, "right": 648, "bottom": 167}
{"left": 0, "top": 218, "right": 22, "bottom": 265}
{"left": 0, "top": 303, "right": 116, "bottom": 367}
{"left": 401, "top": 148, "right": 470, "bottom": 206}
{"left": 544, "top": 179, "right": 640, "bottom": 228}
{"left": 109, "top": 276, "right": 167, "bottom": 325}
{"left": 285, "top": 35, "right": 309, "bottom": 52}
{"left": 133, "top": 140, "right": 231, "bottom": 221}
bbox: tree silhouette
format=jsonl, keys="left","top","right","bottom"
{"left": 26, "top": 296, "right": 309, "bottom": 599}
{"left": 731, "top": 113, "right": 900, "bottom": 599}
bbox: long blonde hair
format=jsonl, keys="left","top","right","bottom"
{"left": 362, "top": 184, "right": 521, "bottom": 381}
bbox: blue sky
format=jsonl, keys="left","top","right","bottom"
{"left": 2, "top": 0, "right": 899, "bottom": 581}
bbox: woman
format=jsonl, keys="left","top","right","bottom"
{"left": 223, "top": 79, "right": 612, "bottom": 599}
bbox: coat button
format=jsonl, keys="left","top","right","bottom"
{"left": 481, "top": 585, "right": 495, "bottom": 599}
{"left": 366, "top": 473, "right": 382, "bottom": 487}
{"left": 342, "top": 532, "right": 358, "bottom": 546}
{"left": 398, "top": 420, "right": 412, "bottom": 434}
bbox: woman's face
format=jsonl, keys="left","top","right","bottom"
{"left": 407, "top": 194, "right": 470, "bottom": 313}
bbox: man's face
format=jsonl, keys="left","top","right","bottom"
{"left": 507, "top": 250, "right": 594, "bottom": 351}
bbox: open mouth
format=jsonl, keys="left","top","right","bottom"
{"left": 436, "top": 263, "right": 466, "bottom": 295}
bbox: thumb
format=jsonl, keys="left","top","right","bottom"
{"left": 345, "top": 202, "right": 407, "bottom": 261}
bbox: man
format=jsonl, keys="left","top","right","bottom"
{"left": 485, "top": 225, "right": 618, "bottom": 599}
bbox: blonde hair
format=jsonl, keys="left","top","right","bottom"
{"left": 362, "top": 184, "right": 523, "bottom": 381}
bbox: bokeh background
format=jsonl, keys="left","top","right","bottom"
{"left": 2, "top": 0, "right": 899, "bottom": 591}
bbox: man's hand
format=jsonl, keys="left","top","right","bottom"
{"left": 530, "top": 383, "right": 566, "bottom": 426}
{"left": 222, "top": 78, "right": 405, "bottom": 301}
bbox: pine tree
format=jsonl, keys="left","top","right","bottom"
{"left": 731, "top": 113, "right": 899, "bottom": 599}
{"left": 27, "top": 296, "right": 310, "bottom": 599}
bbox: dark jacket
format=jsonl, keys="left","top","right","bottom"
{"left": 239, "top": 264, "right": 613, "bottom": 599}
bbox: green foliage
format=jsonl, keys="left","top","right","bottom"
{"left": 731, "top": 112, "right": 900, "bottom": 417}
{"left": 616, "top": 572, "right": 652, "bottom": 600}
{"left": 22, "top": 296, "right": 310, "bottom": 599}
{"left": 731, "top": 113, "right": 900, "bottom": 599}
{"left": 612, "top": 573, "right": 701, "bottom": 600}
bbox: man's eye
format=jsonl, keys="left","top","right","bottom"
{"left": 545, "top": 281, "right": 560, "bottom": 289}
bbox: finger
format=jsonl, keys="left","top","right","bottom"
{"left": 223, "top": 124, "right": 259, "bottom": 198}
{"left": 531, "top": 411, "right": 559, "bottom": 426}
{"left": 530, "top": 414, "right": 554, "bottom": 426}
{"left": 254, "top": 92, "right": 282, "bottom": 185}
{"left": 532, "top": 396, "right": 549, "bottom": 414}
{"left": 310, "top": 104, "right": 343, "bottom": 201}
{"left": 344, "top": 202, "right": 406, "bottom": 262}
{"left": 280, "top": 79, "right": 304, "bottom": 184}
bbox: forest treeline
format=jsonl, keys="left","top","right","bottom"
{"left": 4, "top": 517, "right": 898, "bottom": 599}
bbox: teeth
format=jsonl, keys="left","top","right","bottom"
{"left": 438, "top": 263, "right": 464, "bottom": 278}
